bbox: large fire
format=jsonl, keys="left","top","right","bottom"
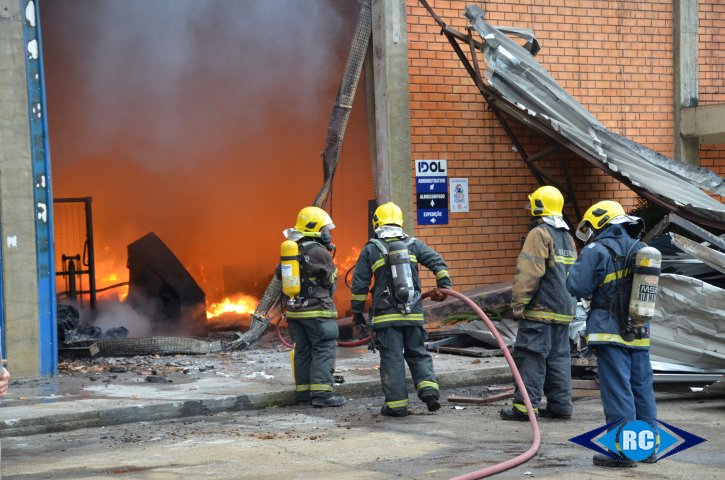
{"left": 94, "top": 252, "right": 130, "bottom": 302}
{"left": 204, "top": 293, "right": 259, "bottom": 331}
{"left": 206, "top": 293, "right": 258, "bottom": 318}
{"left": 43, "top": 1, "right": 374, "bottom": 339}
{"left": 62, "top": 241, "right": 363, "bottom": 334}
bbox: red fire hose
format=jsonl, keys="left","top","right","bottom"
{"left": 276, "top": 315, "right": 371, "bottom": 349}
{"left": 276, "top": 288, "right": 540, "bottom": 478}
{"left": 437, "top": 288, "right": 540, "bottom": 479}
{"left": 277, "top": 314, "right": 373, "bottom": 348}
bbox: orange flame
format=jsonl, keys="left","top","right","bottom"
{"left": 95, "top": 254, "right": 129, "bottom": 301}
{"left": 334, "top": 246, "right": 360, "bottom": 278}
{"left": 97, "top": 272, "right": 129, "bottom": 301}
{"left": 206, "top": 293, "right": 259, "bottom": 319}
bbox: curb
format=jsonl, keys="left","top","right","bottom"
{"left": 0, "top": 366, "right": 512, "bottom": 438}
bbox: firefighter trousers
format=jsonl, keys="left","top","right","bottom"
{"left": 376, "top": 325, "right": 439, "bottom": 413}
{"left": 288, "top": 318, "right": 339, "bottom": 402}
{"left": 595, "top": 344, "right": 657, "bottom": 427}
{"left": 512, "top": 319, "right": 572, "bottom": 415}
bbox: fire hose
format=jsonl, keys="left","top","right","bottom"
{"left": 275, "top": 314, "right": 371, "bottom": 349}
{"left": 438, "top": 288, "right": 540, "bottom": 480}
{"left": 277, "top": 287, "right": 540, "bottom": 478}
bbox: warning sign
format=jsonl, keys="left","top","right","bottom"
{"left": 450, "top": 178, "right": 469, "bottom": 213}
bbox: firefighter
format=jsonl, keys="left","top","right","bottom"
{"left": 566, "top": 200, "right": 656, "bottom": 468}
{"left": 282, "top": 206, "right": 346, "bottom": 408}
{"left": 500, "top": 186, "right": 578, "bottom": 421}
{"left": 350, "top": 202, "right": 451, "bottom": 417}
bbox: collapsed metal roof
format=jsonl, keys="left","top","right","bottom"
{"left": 419, "top": 2, "right": 725, "bottom": 231}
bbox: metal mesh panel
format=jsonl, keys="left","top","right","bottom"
{"left": 95, "top": 337, "right": 223, "bottom": 356}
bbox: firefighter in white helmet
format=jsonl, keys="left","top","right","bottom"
{"left": 279, "top": 206, "right": 345, "bottom": 408}
{"left": 500, "top": 186, "right": 578, "bottom": 422}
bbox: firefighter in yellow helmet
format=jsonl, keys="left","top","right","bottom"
{"left": 350, "top": 202, "right": 452, "bottom": 417}
{"left": 279, "top": 206, "right": 345, "bottom": 408}
{"left": 500, "top": 186, "right": 578, "bottom": 422}
{"left": 566, "top": 200, "right": 655, "bottom": 468}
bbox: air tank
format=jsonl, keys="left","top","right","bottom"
{"left": 628, "top": 246, "right": 662, "bottom": 325}
{"left": 280, "top": 239, "right": 300, "bottom": 300}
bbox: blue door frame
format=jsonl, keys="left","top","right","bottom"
{"left": 22, "top": 0, "right": 57, "bottom": 375}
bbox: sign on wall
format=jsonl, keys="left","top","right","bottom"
{"left": 449, "top": 177, "right": 469, "bottom": 213}
{"left": 415, "top": 160, "right": 448, "bottom": 225}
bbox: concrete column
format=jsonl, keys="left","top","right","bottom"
{"left": 673, "top": 0, "right": 700, "bottom": 165}
{"left": 370, "top": 0, "right": 413, "bottom": 234}
{"left": 681, "top": 104, "right": 725, "bottom": 145}
{"left": 0, "top": 0, "right": 41, "bottom": 376}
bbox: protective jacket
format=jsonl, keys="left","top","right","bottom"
{"left": 566, "top": 224, "right": 649, "bottom": 349}
{"left": 512, "top": 221, "right": 577, "bottom": 324}
{"left": 286, "top": 239, "right": 338, "bottom": 320}
{"left": 350, "top": 236, "right": 451, "bottom": 328}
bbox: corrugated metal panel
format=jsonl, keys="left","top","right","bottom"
{"left": 461, "top": 5, "right": 725, "bottom": 230}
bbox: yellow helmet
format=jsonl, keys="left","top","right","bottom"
{"left": 576, "top": 200, "right": 627, "bottom": 242}
{"left": 529, "top": 186, "right": 564, "bottom": 217}
{"left": 372, "top": 202, "right": 403, "bottom": 229}
{"left": 294, "top": 206, "right": 334, "bottom": 237}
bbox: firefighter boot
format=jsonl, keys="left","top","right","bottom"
{"left": 500, "top": 405, "right": 537, "bottom": 421}
{"left": 380, "top": 405, "right": 408, "bottom": 417}
{"left": 421, "top": 393, "right": 441, "bottom": 412}
{"left": 295, "top": 394, "right": 311, "bottom": 406}
{"left": 312, "top": 394, "right": 346, "bottom": 408}
{"left": 593, "top": 453, "right": 636, "bottom": 468}
{"left": 539, "top": 407, "right": 571, "bottom": 420}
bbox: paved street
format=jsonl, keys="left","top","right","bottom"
{"left": 2, "top": 387, "right": 723, "bottom": 479}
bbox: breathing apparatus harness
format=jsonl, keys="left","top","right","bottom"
{"left": 281, "top": 238, "right": 335, "bottom": 309}
{"left": 368, "top": 236, "right": 421, "bottom": 316}
{"left": 593, "top": 234, "right": 661, "bottom": 342}
{"left": 597, "top": 239, "right": 644, "bottom": 341}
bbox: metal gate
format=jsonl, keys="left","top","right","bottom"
{"left": 54, "top": 197, "right": 97, "bottom": 310}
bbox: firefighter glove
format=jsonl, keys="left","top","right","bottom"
{"left": 367, "top": 332, "right": 380, "bottom": 353}
{"left": 429, "top": 287, "right": 447, "bottom": 302}
{"left": 512, "top": 304, "right": 525, "bottom": 320}
{"left": 353, "top": 312, "right": 368, "bottom": 336}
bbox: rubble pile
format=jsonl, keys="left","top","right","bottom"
{"left": 56, "top": 336, "right": 294, "bottom": 386}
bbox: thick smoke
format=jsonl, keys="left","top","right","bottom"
{"left": 42, "top": 0, "right": 373, "bottom": 323}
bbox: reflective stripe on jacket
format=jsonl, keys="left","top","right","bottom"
{"left": 286, "top": 240, "right": 338, "bottom": 319}
{"left": 512, "top": 222, "right": 577, "bottom": 324}
{"left": 350, "top": 236, "right": 451, "bottom": 328}
{"left": 566, "top": 224, "right": 650, "bottom": 349}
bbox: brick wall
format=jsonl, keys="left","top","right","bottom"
{"left": 406, "top": 0, "right": 717, "bottom": 292}
{"left": 699, "top": 0, "right": 725, "bottom": 106}
{"left": 699, "top": 0, "right": 725, "bottom": 192}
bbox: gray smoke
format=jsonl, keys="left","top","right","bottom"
{"left": 42, "top": 0, "right": 373, "bottom": 307}
{"left": 43, "top": 0, "right": 354, "bottom": 169}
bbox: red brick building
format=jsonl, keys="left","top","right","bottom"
{"left": 405, "top": 0, "right": 724, "bottom": 292}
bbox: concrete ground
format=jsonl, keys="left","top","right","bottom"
{"left": 0, "top": 334, "right": 512, "bottom": 438}
{"left": 1, "top": 388, "right": 723, "bottom": 479}
{"left": 1, "top": 332, "right": 723, "bottom": 478}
